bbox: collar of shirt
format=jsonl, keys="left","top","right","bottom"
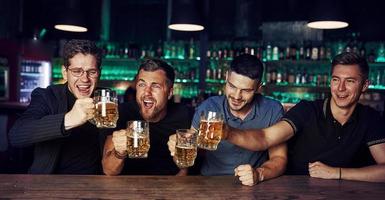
{"left": 223, "top": 94, "right": 260, "bottom": 123}
{"left": 323, "top": 97, "right": 359, "bottom": 126}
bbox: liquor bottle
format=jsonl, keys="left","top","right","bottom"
{"left": 305, "top": 42, "right": 311, "bottom": 60}
{"left": 272, "top": 46, "right": 279, "bottom": 61}
{"left": 229, "top": 48, "right": 234, "bottom": 60}
{"left": 163, "top": 41, "right": 171, "bottom": 59}
{"left": 265, "top": 69, "right": 271, "bottom": 84}
{"left": 359, "top": 43, "right": 366, "bottom": 58}
{"left": 337, "top": 41, "right": 344, "bottom": 55}
{"left": 177, "top": 41, "right": 185, "bottom": 59}
{"left": 276, "top": 70, "right": 282, "bottom": 84}
{"left": 270, "top": 68, "right": 277, "bottom": 84}
{"left": 311, "top": 46, "right": 319, "bottom": 60}
{"left": 290, "top": 43, "right": 297, "bottom": 60}
{"left": 156, "top": 40, "right": 163, "bottom": 58}
{"left": 285, "top": 45, "right": 291, "bottom": 60}
{"left": 256, "top": 46, "right": 263, "bottom": 60}
{"left": 319, "top": 44, "right": 325, "bottom": 60}
{"left": 223, "top": 48, "right": 228, "bottom": 60}
{"left": 206, "top": 49, "right": 211, "bottom": 59}
{"left": 368, "top": 49, "right": 376, "bottom": 63}
{"left": 266, "top": 44, "right": 272, "bottom": 61}
{"left": 295, "top": 68, "right": 301, "bottom": 85}
{"left": 301, "top": 69, "right": 308, "bottom": 85}
{"left": 279, "top": 48, "right": 285, "bottom": 61}
{"left": 326, "top": 47, "right": 332, "bottom": 61}
{"left": 298, "top": 42, "right": 305, "bottom": 60}
{"left": 250, "top": 47, "right": 255, "bottom": 56}
{"left": 345, "top": 43, "right": 352, "bottom": 53}
{"left": 287, "top": 68, "right": 295, "bottom": 84}
{"left": 123, "top": 44, "right": 129, "bottom": 58}
{"left": 376, "top": 43, "right": 385, "bottom": 62}
{"left": 170, "top": 41, "right": 177, "bottom": 59}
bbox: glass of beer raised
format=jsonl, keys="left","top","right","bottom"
{"left": 173, "top": 129, "right": 198, "bottom": 168}
{"left": 197, "top": 111, "right": 224, "bottom": 150}
{"left": 126, "top": 120, "right": 150, "bottom": 158}
{"left": 90, "top": 88, "right": 119, "bottom": 128}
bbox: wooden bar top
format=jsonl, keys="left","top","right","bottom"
{"left": 0, "top": 175, "right": 384, "bottom": 199}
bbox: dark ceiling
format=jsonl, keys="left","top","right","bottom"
{"left": 1, "top": 0, "right": 385, "bottom": 43}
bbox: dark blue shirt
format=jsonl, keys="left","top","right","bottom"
{"left": 192, "top": 95, "right": 284, "bottom": 175}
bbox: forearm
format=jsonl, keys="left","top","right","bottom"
{"left": 9, "top": 113, "right": 68, "bottom": 147}
{"left": 258, "top": 156, "right": 287, "bottom": 181}
{"left": 102, "top": 148, "right": 125, "bottom": 176}
{"left": 341, "top": 164, "right": 385, "bottom": 182}
{"left": 226, "top": 126, "right": 268, "bottom": 151}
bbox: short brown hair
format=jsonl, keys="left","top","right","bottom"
{"left": 137, "top": 58, "right": 175, "bottom": 87}
{"left": 331, "top": 52, "right": 369, "bottom": 80}
{"left": 63, "top": 39, "right": 102, "bottom": 69}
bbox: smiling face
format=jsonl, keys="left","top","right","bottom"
{"left": 225, "top": 71, "right": 260, "bottom": 118}
{"left": 61, "top": 53, "right": 99, "bottom": 99}
{"left": 330, "top": 64, "right": 369, "bottom": 111}
{"left": 135, "top": 69, "right": 173, "bottom": 122}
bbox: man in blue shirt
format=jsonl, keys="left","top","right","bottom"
{"left": 168, "top": 54, "right": 287, "bottom": 186}
{"left": 224, "top": 52, "right": 385, "bottom": 182}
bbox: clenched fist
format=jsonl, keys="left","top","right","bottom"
{"left": 168, "top": 134, "right": 176, "bottom": 156}
{"left": 308, "top": 161, "right": 339, "bottom": 180}
{"left": 112, "top": 130, "right": 128, "bottom": 155}
{"left": 64, "top": 98, "right": 95, "bottom": 130}
{"left": 235, "top": 164, "right": 261, "bottom": 186}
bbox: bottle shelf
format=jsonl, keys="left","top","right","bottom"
{"left": 50, "top": 39, "right": 385, "bottom": 105}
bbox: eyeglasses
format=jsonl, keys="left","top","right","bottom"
{"left": 67, "top": 68, "right": 99, "bottom": 78}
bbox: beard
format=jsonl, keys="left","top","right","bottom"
{"left": 139, "top": 105, "right": 161, "bottom": 121}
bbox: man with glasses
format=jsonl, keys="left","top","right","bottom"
{"left": 9, "top": 39, "right": 104, "bottom": 174}
{"left": 168, "top": 54, "right": 287, "bottom": 185}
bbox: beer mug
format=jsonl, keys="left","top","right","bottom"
{"left": 173, "top": 129, "right": 198, "bottom": 168}
{"left": 197, "top": 111, "right": 224, "bottom": 150}
{"left": 126, "top": 120, "right": 150, "bottom": 158}
{"left": 89, "top": 88, "right": 119, "bottom": 128}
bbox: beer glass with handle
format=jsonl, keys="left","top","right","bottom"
{"left": 126, "top": 120, "right": 150, "bottom": 158}
{"left": 89, "top": 88, "right": 119, "bottom": 128}
{"left": 197, "top": 111, "right": 224, "bottom": 150}
{"left": 173, "top": 129, "right": 198, "bottom": 168}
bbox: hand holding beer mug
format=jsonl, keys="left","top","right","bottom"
{"left": 126, "top": 120, "right": 150, "bottom": 158}
{"left": 173, "top": 129, "right": 198, "bottom": 168}
{"left": 197, "top": 111, "right": 224, "bottom": 150}
{"left": 89, "top": 88, "right": 119, "bottom": 128}
{"left": 112, "top": 130, "right": 128, "bottom": 157}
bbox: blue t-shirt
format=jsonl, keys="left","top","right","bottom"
{"left": 192, "top": 95, "right": 284, "bottom": 175}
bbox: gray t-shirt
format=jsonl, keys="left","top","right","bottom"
{"left": 192, "top": 95, "right": 284, "bottom": 175}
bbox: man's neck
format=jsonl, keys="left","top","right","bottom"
{"left": 147, "top": 108, "right": 167, "bottom": 123}
{"left": 330, "top": 100, "right": 357, "bottom": 125}
{"left": 230, "top": 104, "right": 253, "bottom": 121}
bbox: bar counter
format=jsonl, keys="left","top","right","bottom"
{"left": 0, "top": 175, "right": 384, "bottom": 199}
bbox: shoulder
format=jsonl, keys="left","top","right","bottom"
{"left": 168, "top": 102, "right": 192, "bottom": 116}
{"left": 31, "top": 84, "right": 66, "bottom": 101}
{"left": 257, "top": 95, "right": 283, "bottom": 109}
{"left": 357, "top": 103, "right": 382, "bottom": 119}
{"left": 293, "top": 99, "right": 323, "bottom": 111}
{"left": 197, "top": 96, "right": 224, "bottom": 111}
{"left": 285, "top": 99, "right": 325, "bottom": 119}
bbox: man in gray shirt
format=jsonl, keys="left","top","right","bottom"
{"left": 169, "top": 54, "right": 287, "bottom": 186}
